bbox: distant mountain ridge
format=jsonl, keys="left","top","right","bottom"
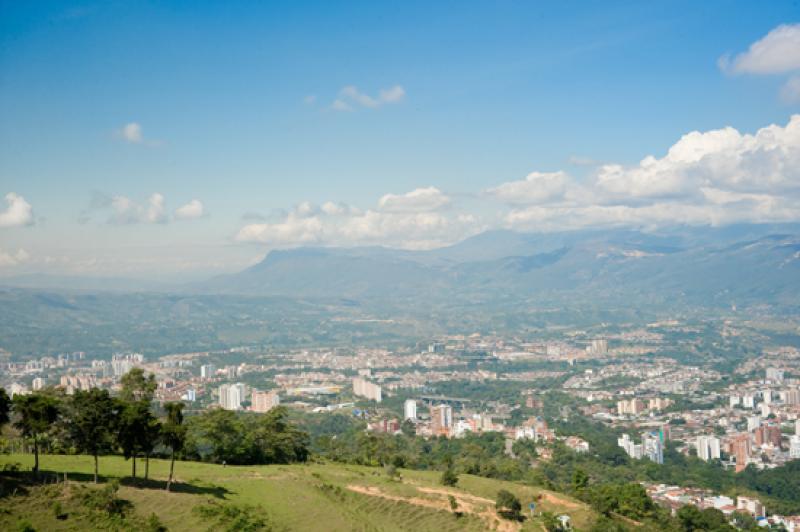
{"left": 197, "top": 224, "right": 800, "bottom": 309}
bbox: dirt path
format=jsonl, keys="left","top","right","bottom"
{"left": 346, "top": 484, "right": 520, "bottom": 532}
{"left": 538, "top": 491, "right": 584, "bottom": 510}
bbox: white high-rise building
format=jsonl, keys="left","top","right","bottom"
{"left": 766, "top": 368, "right": 784, "bottom": 383}
{"left": 588, "top": 339, "right": 608, "bottom": 355}
{"left": 404, "top": 399, "right": 417, "bottom": 421}
{"left": 790, "top": 435, "right": 800, "bottom": 459}
{"left": 352, "top": 377, "right": 382, "bottom": 402}
{"left": 697, "top": 435, "right": 721, "bottom": 461}
{"left": 747, "top": 415, "right": 761, "bottom": 432}
{"left": 32, "top": 377, "right": 46, "bottom": 391}
{"left": 743, "top": 394, "right": 755, "bottom": 408}
{"left": 182, "top": 388, "right": 196, "bottom": 402}
{"left": 762, "top": 390, "right": 772, "bottom": 404}
{"left": 642, "top": 432, "right": 663, "bottom": 464}
{"left": 617, "top": 434, "right": 643, "bottom": 459}
{"left": 218, "top": 383, "right": 245, "bottom": 410}
{"left": 201, "top": 364, "right": 216, "bottom": 379}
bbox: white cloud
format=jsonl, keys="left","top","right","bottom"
{"left": 304, "top": 95, "right": 317, "bottom": 105}
{"left": 0, "top": 248, "right": 30, "bottom": 267}
{"left": 594, "top": 115, "right": 800, "bottom": 198}
{"left": 378, "top": 85, "right": 405, "bottom": 103}
{"left": 235, "top": 116, "right": 800, "bottom": 248}
{"left": 106, "top": 193, "right": 199, "bottom": 224}
{"left": 145, "top": 193, "right": 167, "bottom": 223}
{"left": 331, "top": 99, "right": 352, "bottom": 112}
{"left": 721, "top": 24, "right": 800, "bottom": 75}
{"left": 378, "top": 187, "right": 450, "bottom": 213}
{"left": 331, "top": 85, "right": 406, "bottom": 111}
{"left": 486, "top": 171, "right": 572, "bottom": 205}
{"left": 175, "top": 199, "right": 205, "bottom": 220}
{"left": 236, "top": 212, "right": 325, "bottom": 245}
{"left": 321, "top": 201, "right": 350, "bottom": 216}
{"left": 118, "top": 122, "right": 144, "bottom": 143}
{"left": 236, "top": 187, "right": 475, "bottom": 249}
{"left": 0, "top": 192, "right": 34, "bottom": 228}
{"left": 490, "top": 115, "right": 800, "bottom": 232}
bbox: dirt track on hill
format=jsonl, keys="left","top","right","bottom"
{"left": 346, "top": 484, "right": 520, "bottom": 532}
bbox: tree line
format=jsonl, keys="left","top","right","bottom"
{"left": 0, "top": 369, "right": 308, "bottom": 488}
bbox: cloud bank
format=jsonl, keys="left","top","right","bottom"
{"left": 236, "top": 115, "right": 800, "bottom": 248}
{"left": 81, "top": 193, "right": 205, "bottom": 225}
{"left": 236, "top": 187, "right": 478, "bottom": 249}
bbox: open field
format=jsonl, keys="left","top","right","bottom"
{"left": 0, "top": 454, "right": 600, "bottom": 531}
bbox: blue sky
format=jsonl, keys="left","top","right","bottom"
{"left": 1, "top": 1, "right": 799, "bottom": 278}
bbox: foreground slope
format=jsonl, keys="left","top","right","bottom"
{"left": 0, "top": 454, "right": 599, "bottom": 531}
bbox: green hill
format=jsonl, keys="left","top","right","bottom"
{"left": 0, "top": 454, "right": 599, "bottom": 531}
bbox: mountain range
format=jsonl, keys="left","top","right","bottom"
{"left": 197, "top": 224, "right": 800, "bottom": 310}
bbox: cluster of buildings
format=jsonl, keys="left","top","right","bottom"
{"left": 646, "top": 484, "right": 800, "bottom": 530}
{"left": 616, "top": 397, "right": 673, "bottom": 416}
{"left": 217, "top": 382, "right": 280, "bottom": 413}
{"left": 618, "top": 431, "right": 665, "bottom": 464}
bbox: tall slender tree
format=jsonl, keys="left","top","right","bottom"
{"left": 0, "top": 388, "right": 10, "bottom": 428}
{"left": 142, "top": 411, "right": 161, "bottom": 481}
{"left": 162, "top": 402, "right": 186, "bottom": 491}
{"left": 118, "top": 368, "right": 160, "bottom": 479}
{"left": 67, "top": 389, "right": 118, "bottom": 483}
{"left": 12, "top": 393, "right": 60, "bottom": 475}
{"left": 117, "top": 399, "right": 151, "bottom": 479}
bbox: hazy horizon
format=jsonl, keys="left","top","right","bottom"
{"left": 2, "top": 2, "right": 800, "bottom": 279}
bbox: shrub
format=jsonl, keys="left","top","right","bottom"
{"left": 496, "top": 489, "right": 522, "bottom": 521}
{"left": 193, "top": 501, "right": 272, "bottom": 532}
{"left": 440, "top": 468, "right": 458, "bottom": 487}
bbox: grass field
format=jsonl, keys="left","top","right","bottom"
{"left": 0, "top": 454, "right": 600, "bottom": 531}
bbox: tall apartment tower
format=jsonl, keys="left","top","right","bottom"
{"left": 404, "top": 399, "right": 417, "bottom": 421}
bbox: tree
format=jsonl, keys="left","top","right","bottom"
{"left": 250, "top": 406, "right": 309, "bottom": 464}
{"left": 119, "top": 368, "right": 157, "bottom": 403}
{"left": 117, "top": 400, "right": 157, "bottom": 479}
{"left": 119, "top": 368, "right": 160, "bottom": 480}
{"left": 400, "top": 419, "right": 416, "bottom": 437}
{"left": 12, "top": 393, "right": 60, "bottom": 475}
{"left": 67, "top": 389, "right": 118, "bottom": 483}
{"left": 184, "top": 408, "right": 246, "bottom": 464}
{"left": 730, "top": 511, "right": 759, "bottom": 531}
{"left": 162, "top": 402, "right": 186, "bottom": 491}
{"left": 441, "top": 466, "right": 459, "bottom": 487}
{"left": 141, "top": 412, "right": 161, "bottom": 480}
{"left": 572, "top": 468, "right": 589, "bottom": 493}
{"left": 677, "top": 505, "right": 735, "bottom": 531}
{"left": 496, "top": 489, "right": 522, "bottom": 520}
{"left": 0, "top": 388, "right": 10, "bottom": 428}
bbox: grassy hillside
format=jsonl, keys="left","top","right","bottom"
{"left": 0, "top": 454, "right": 599, "bottom": 531}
